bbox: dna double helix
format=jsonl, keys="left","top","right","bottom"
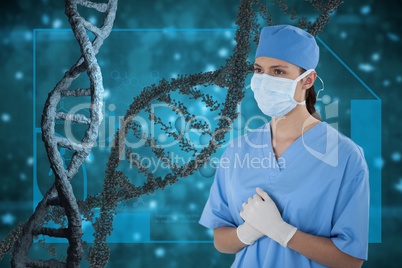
{"left": 11, "top": 1, "right": 118, "bottom": 267}
{"left": 1, "top": 0, "right": 343, "bottom": 266}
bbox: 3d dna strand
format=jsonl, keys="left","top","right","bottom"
{"left": 0, "top": 0, "right": 343, "bottom": 266}
{"left": 10, "top": 0, "right": 118, "bottom": 267}
{"left": 87, "top": 0, "right": 343, "bottom": 266}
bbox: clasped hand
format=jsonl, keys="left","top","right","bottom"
{"left": 240, "top": 187, "right": 297, "bottom": 247}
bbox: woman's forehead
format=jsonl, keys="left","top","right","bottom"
{"left": 254, "top": 57, "right": 299, "bottom": 69}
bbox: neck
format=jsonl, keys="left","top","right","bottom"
{"left": 270, "top": 105, "right": 319, "bottom": 143}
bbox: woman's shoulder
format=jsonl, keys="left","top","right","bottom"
{"left": 322, "top": 122, "right": 368, "bottom": 169}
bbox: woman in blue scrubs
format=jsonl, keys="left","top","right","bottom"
{"left": 199, "top": 25, "right": 369, "bottom": 268}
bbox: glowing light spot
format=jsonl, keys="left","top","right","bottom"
{"left": 24, "top": 31, "right": 32, "bottom": 41}
{"left": 206, "top": 228, "right": 213, "bottom": 237}
{"left": 360, "top": 5, "right": 371, "bottom": 15}
{"left": 1, "top": 213, "right": 16, "bottom": 225}
{"left": 88, "top": 16, "right": 97, "bottom": 25}
{"left": 85, "top": 153, "right": 94, "bottom": 163}
{"left": 1, "top": 113, "right": 11, "bottom": 122}
{"left": 42, "top": 14, "right": 50, "bottom": 25}
{"left": 174, "top": 53, "right": 181, "bottom": 60}
{"left": 383, "top": 80, "right": 391, "bottom": 87}
{"left": 387, "top": 33, "right": 400, "bottom": 42}
{"left": 149, "top": 200, "right": 157, "bottom": 209}
{"left": 373, "top": 157, "right": 384, "bottom": 169}
{"left": 52, "top": 19, "right": 62, "bottom": 28}
{"left": 27, "top": 157, "right": 34, "bottom": 166}
{"left": 321, "top": 95, "right": 332, "bottom": 105}
{"left": 371, "top": 53, "right": 380, "bottom": 62}
{"left": 15, "top": 71, "right": 23, "bottom": 80}
{"left": 196, "top": 181, "right": 204, "bottom": 189}
{"left": 205, "top": 64, "right": 216, "bottom": 72}
{"left": 395, "top": 179, "right": 402, "bottom": 193}
{"left": 396, "top": 76, "right": 402, "bottom": 83}
{"left": 340, "top": 31, "right": 347, "bottom": 39}
{"left": 103, "top": 89, "right": 111, "bottom": 99}
{"left": 20, "top": 173, "right": 27, "bottom": 181}
{"left": 224, "top": 30, "right": 232, "bottom": 39}
{"left": 158, "top": 133, "right": 167, "bottom": 143}
{"left": 218, "top": 48, "right": 229, "bottom": 57}
{"left": 155, "top": 247, "right": 165, "bottom": 258}
{"left": 391, "top": 152, "right": 401, "bottom": 162}
{"left": 132, "top": 232, "right": 141, "bottom": 241}
{"left": 358, "top": 63, "right": 374, "bottom": 72}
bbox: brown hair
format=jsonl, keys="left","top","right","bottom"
{"left": 300, "top": 68, "right": 321, "bottom": 120}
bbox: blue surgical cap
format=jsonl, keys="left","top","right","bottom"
{"left": 255, "top": 25, "right": 319, "bottom": 70}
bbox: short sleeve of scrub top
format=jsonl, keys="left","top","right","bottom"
{"left": 199, "top": 149, "right": 237, "bottom": 229}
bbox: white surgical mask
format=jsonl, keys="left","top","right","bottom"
{"left": 250, "top": 69, "right": 314, "bottom": 118}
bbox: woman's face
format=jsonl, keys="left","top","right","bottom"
{"left": 253, "top": 56, "right": 316, "bottom": 102}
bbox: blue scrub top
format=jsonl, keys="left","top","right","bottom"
{"left": 199, "top": 122, "right": 369, "bottom": 268}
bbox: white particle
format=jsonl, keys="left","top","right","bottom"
{"left": 85, "top": 153, "right": 94, "bottom": 163}
{"left": 15, "top": 71, "right": 23, "bottom": 80}
{"left": 149, "top": 200, "right": 157, "bottom": 209}
{"left": 373, "top": 157, "right": 384, "bottom": 169}
{"left": 20, "top": 173, "right": 27, "bottom": 181}
{"left": 391, "top": 152, "right": 401, "bottom": 162}
{"left": 52, "top": 19, "right": 62, "bottom": 28}
{"left": 88, "top": 16, "right": 97, "bottom": 25}
{"left": 24, "top": 31, "right": 32, "bottom": 41}
{"left": 27, "top": 157, "right": 34, "bottom": 166}
{"left": 387, "top": 33, "right": 400, "bottom": 42}
{"left": 155, "top": 247, "right": 165, "bottom": 258}
{"left": 360, "top": 5, "right": 371, "bottom": 15}
{"left": 103, "top": 89, "right": 110, "bottom": 99}
{"left": 174, "top": 53, "right": 181, "bottom": 60}
{"left": 1, "top": 113, "right": 11, "bottom": 122}
{"left": 340, "top": 31, "right": 347, "bottom": 39}
{"left": 358, "top": 63, "right": 375, "bottom": 72}
{"left": 371, "top": 53, "right": 380, "bottom": 62}
{"left": 396, "top": 179, "right": 402, "bottom": 192}
{"left": 1, "top": 213, "right": 16, "bottom": 225}
{"left": 205, "top": 64, "right": 216, "bottom": 72}
{"left": 42, "top": 14, "right": 49, "bottom": 25}
{"left": 218, "top": 48, "right": 229, "bottom": 57}
{"left": 321, "top": 95, "right": 332, "bottom": 105}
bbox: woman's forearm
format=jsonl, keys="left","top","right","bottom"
{"left": 213, "top": 226, "right": 247, "bottom": 254}
{"left": 213, "top": 227, "right": 364, "bottom": 267}
{"left": 287, "top": 230, "right": 364, "bottom": 268}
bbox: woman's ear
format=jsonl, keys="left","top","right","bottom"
{"left": 302, "top": 71, "right": 317, "bottom": 90}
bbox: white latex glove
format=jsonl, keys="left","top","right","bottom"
{"left": 240, "top": 187, "right": 297, "bottom": 247}
{"left": 236, "top": 221, "right": 264, "bottom": 245}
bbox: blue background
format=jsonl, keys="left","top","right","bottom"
{"left": 1, "top": 0, "right": 401, "bottom": 267}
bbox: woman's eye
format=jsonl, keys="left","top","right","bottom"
{"left": 254, "top": 68, "right": 263, "bottom": 73}
{"left": 274, "top": 69, "right": 285, "bottom": 75}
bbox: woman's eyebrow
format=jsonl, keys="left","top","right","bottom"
{"left": 269, "top": 65, "right": 289, "bottom": 69}
{"left": 253, "top": 63, "right": 289, "bottom": 69}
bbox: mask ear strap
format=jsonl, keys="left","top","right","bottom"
{"left": 315, "top": 75, "right": 325, "bottom": 100}
{"left": 295, "top": 69, "right": 314, "bottom": 83}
